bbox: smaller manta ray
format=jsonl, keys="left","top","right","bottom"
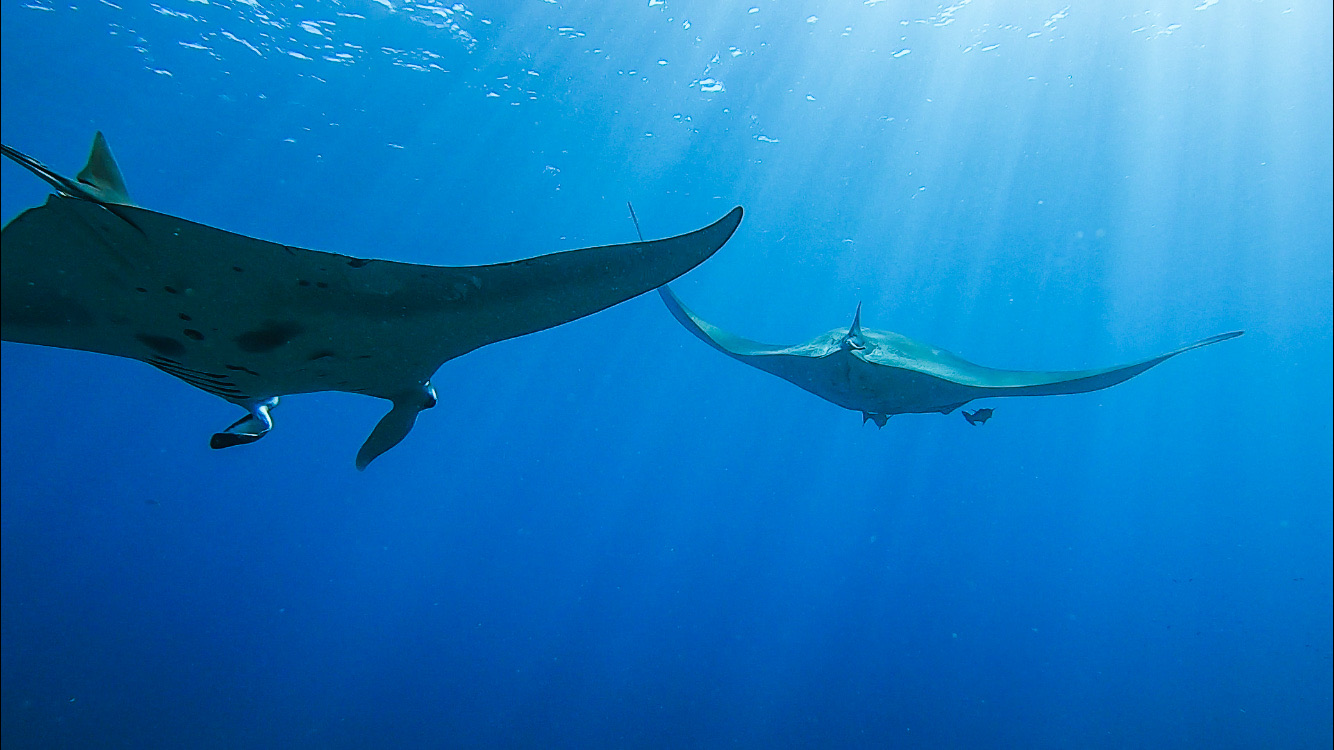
{"left": 659, "top": 286, "right": 1241, "bottom": 427}
{"left": 1, "top": 134, "right": 743, "bottom": 468}
{"left": 962, "top": 408, "right": 993, "bottom": 426}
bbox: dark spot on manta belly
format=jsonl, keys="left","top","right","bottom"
{"left": 232, "top": 266, "right": 244, "bottom": 272}
{"left": 234, "top": 321, "right": 304, "bottom": 353}
{"left": 183, "top": 329, "right": 204, "bottom": 341}
{"left": 179, "top": 313, "right": 192, "bottom": 321}
{"left": 347, "top": 258, "right": 369, "bottom": 268}
{"left": 135, "top": 333, "right": 187, "bottom": 357}
{"left": 164, "top": 286, "right": 180, "bottom": 294}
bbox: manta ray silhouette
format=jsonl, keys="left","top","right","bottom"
{"left": 0, "top": 134, "right": 743, "bottom": 468}
{"left": 660, "top": 286, "right": 1241, "bottom": 426}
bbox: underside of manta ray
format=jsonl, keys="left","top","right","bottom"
{"left": 660, "top": 286, "right": 1242, "bottom": 426}
{"left": 0, "top": 133, "right": 743, "bottom": 468}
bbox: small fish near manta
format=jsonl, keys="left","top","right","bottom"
{"left": 659, "top": 286, "right": 1241, "bottom": 427}
{"left": 962, "top": 408, "right": 993, "bottom": 426}
{"left": 0, "top": 133, "right": 743, "bottom": 468}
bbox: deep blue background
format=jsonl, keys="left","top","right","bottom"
{"left": 3, "top": 1, "right": 1330, "bottom": 748}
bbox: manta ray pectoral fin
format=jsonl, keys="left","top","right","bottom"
{"left": 355, "top": 382, "right": 438, "bottom": 471}
{"left": 975, "top": 330, "right": 1246, "bottom": 398}
{"left": 210, "top": 397, "right": 279, "bottom": 449}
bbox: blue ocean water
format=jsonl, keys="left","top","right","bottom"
{"left": 2, "top": 1, "right": 1330, "bottom": 747}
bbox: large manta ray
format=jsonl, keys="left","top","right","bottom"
{"left": 0, "top": 133, "right": 743, "bottom": 468}
{"left": 660, "top": 286, "right": 1241, "bottom": 426}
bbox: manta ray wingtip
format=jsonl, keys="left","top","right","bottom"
{"left": 711, "top": 206, "right": 744, "bottom": 237}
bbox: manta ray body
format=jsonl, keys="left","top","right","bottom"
{"left": 660, "top": 287, "right": 1241, "bottom": 426}
{"left": 0, "top": 134, "right": 742, "bottom": 468}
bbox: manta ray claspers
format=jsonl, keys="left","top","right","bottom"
{"left": 660, "top": 286, "right": 1241, "bottom": 426}
{"left": 0, "top": 133, "right": 743, "bottom": 468}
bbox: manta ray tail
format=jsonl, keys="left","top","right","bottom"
{"left": 2, "top": 132, "right": 130, "bottom": 206}
{"left": 2, "top": 134, "right": 144, "bottom": 233}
